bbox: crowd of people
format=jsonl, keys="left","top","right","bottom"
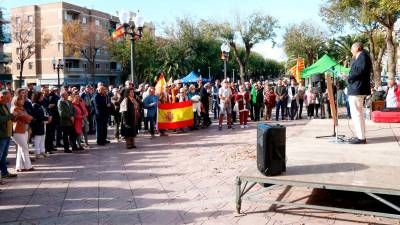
{"left": 1, "top": 66, "right": 399, "bottom": 181}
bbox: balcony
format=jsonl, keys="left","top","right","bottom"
{"left": 66, "top": 67, "right": 84, "bottom": 72}
{"left": 110, "top": 68, "right": 121, "bottom": 73}
{"left": 0, "top": 53, "right": 12, "bottom": 63}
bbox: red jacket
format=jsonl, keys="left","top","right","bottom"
{"left": 235, "top": 92, "right": 250, "bottom": 111}
{"left": 264, "top": 90, "right": 276, "bottom": 108}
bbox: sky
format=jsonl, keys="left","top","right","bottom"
{"left": 1, "top": 0, "right": 327, "bottom": 61}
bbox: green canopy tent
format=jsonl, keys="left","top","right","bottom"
{"left": 301, "top": 54, "right": 350, "bottom": 79}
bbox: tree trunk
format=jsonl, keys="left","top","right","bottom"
{"left": 385, "top": 26, "right": 396, "bottom": 80}
{"left": 19, "top": 61, "right": 24, "bottom": 88}
{"left": 239, "top": 65, "right": 245, "bottom": 83}
{"left": 230, "top": 43, "right": 246, "bottom": 83}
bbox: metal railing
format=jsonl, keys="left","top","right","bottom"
{"left": 0, "top": 53, "right": 12, "bottom": 63}
{"left": 66, "top": 67, "right": 85, "bottom": 72}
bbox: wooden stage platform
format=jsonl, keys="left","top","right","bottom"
{"left": 236, "top": 119, "right": 400, "bottom": 218}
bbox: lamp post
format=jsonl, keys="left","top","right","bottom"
{"left": 232, "top": 69, "right": 235, "bottom": 82}
{"left": 119, "top": 11, "right": 144, "bottom": 85}
{"left": 208, "top": 67, "right": 211, "bottom": 80}
{"left": 220, "top": 43, "right": 230, "bottom": 79}
{"left": 52, "top": 57, "right": 64, "bottom": 88}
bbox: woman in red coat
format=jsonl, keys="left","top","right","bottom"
{"left": 71, "top": 93, "right": 84, "bottom": 150}
{"left": 235, "top": 85, "right": 250, "bottom": 128}
{"left": 264, "top": 83, "right": 276, "bottom": 120}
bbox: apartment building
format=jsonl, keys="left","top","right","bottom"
{"left": 11, "top": 2, "right": 124, "bottom": 87}
{"left": 0, "top": 8, "right": 12, "bottom": 86}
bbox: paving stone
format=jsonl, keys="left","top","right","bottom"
{"left": 0, "top": 119, "right": 399, "bottom": 225}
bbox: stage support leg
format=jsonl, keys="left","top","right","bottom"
{"left": 366, "top": 193, "right": 400, "bottom": 212}
{"left": 236, "top": 177, "right": 242, "bottom": 213}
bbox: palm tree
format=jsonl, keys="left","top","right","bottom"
{"left": 330, "top": 35, "right": 368, "bottom": 67}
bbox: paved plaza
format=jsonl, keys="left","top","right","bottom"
{"left": 0, "top": 118, "right": 399, "bottom": 225}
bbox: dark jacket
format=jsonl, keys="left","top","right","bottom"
{"left": 58, "top": 99, "right": 75, "bottom": 127}
{"left": 31, "top": 103, "right": 49, "bottom": 136}
{"left": 0, "top": 104, "right": 14, "bottom": 139}
{"left": 48, "top": 92, "right": 60, "bottom": 121}
{"left": 347, "top": 50, "right": 372, "bottom": 96}
{"left": 93, "top": 92, "right": 109, "bottom": 118}
{"left": 200, "top": 87, "right": 210, "bottom": 107}
{"left": 256, "top": 89, "right": 264, "bottom": 106}
{"left": 121, "top": 97, "right": 138, "bottom": 138}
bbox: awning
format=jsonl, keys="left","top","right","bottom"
{"left": 181, "top": 71, "right": 211, "bottom": 83}
{"left": 301, "top": 55, "right": 350, "bottom": 79}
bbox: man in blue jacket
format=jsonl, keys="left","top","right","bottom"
{"left": 345, "top": 42, "right": 372, "bottom": 144}
{"left": 143, "top": 87, "right": 158, "bottom": 138}
{"left": 93, "top": 85, "right": 110, "bottom": 145}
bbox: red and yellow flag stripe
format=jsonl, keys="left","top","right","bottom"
{"left": 158, "top": 101, "right": 194, "bottom": 130}
{"left": 111, "top": 24, "right": 126, "bottom": 40}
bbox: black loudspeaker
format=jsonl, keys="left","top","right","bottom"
{"left": 257, "top": 124, "right": 286, "bottom": 176}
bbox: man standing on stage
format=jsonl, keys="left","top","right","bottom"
{"left": 346, "top": 42, "right": 371, "bottom": 144}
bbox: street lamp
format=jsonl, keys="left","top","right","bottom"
{"left": 119, "top": 11, "right": 145, "bottom": 85}
{"left": 52, "top": 57, "right": 64, "bottom": 88}
{"left": 208, "top": 67, "right": 211, "bottom": 80}
{"left": 220, "top": 43, "right": 230, "bottom": 79}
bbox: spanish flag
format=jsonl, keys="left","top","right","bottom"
{"left": 158, "top": 101, "right": 194, "bottom": 130}
{"left": 111, "top": 24, "right": 126, "bottom": 40}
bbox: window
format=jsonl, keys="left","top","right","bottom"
{"left": 83, "top": 63, "right": 87, "bottom": 69}
{"left": 96, "top": 49, "right": 101, "bottom": 56}
{"left": 95, "top": 63, "right": 100, "bottom": 69}
{"left": 16, "top": 48, "right": 21, "bottom": 54}
{"left": 105, "top": 63, "right": 109, "bottom": 69}
{"left": 16, "top": 17, "right": 21, "bottom": 25}
{"left": 82, "top": 17, "right": 87, "bottom": 24}
{"left": 110, "top": 62, "right": 117, "bottom": 70}
{"left": 28, "top": 62, "right": 33, "bottom": 69}
{"left": 95, "top": 34, "right": 100, "bottom": 41}
{"left": 27, "top": 15, "right": 33, "bottom": 23}
{"left": 17, "top": 63, "right": 21, "bottom": 70}
{"left": 58, "top": 43, "right": 63, "bottom": 52}
{"left": 95, "top": 19, "right": 100, "bottom": 26}
{"left": 65, "top": 12, "right": 79, "bottom": 21}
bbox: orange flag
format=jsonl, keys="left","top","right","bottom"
{"left": 294, "top": 58, "right": 305, "bottom": 83}
{"left": 155, "top": 73, "right": 166, "bottom": 94}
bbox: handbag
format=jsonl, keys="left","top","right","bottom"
{"left": 233, "top": 102, "right": 239, "bottom": 112}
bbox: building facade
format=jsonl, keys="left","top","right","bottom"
{"left": 0, "top": 8, "right": 12, "bottom": 87}
{"left": 10, "top": 2, "right": 123, "bottom": 87}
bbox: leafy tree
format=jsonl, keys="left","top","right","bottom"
{"left": 283, "top": 22, "right": 327, "bottom": 67}
{"left": 12, "top": 16, "right": 51, "bottom": 87}
{"left": 321, "top": 0, "right": 399, "bottom": 79}
{"left": 63, "top": 21, "right": 105, "bottom": 78}
{"left": 219, "top": 12, "right": 279, "bottom": 82}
